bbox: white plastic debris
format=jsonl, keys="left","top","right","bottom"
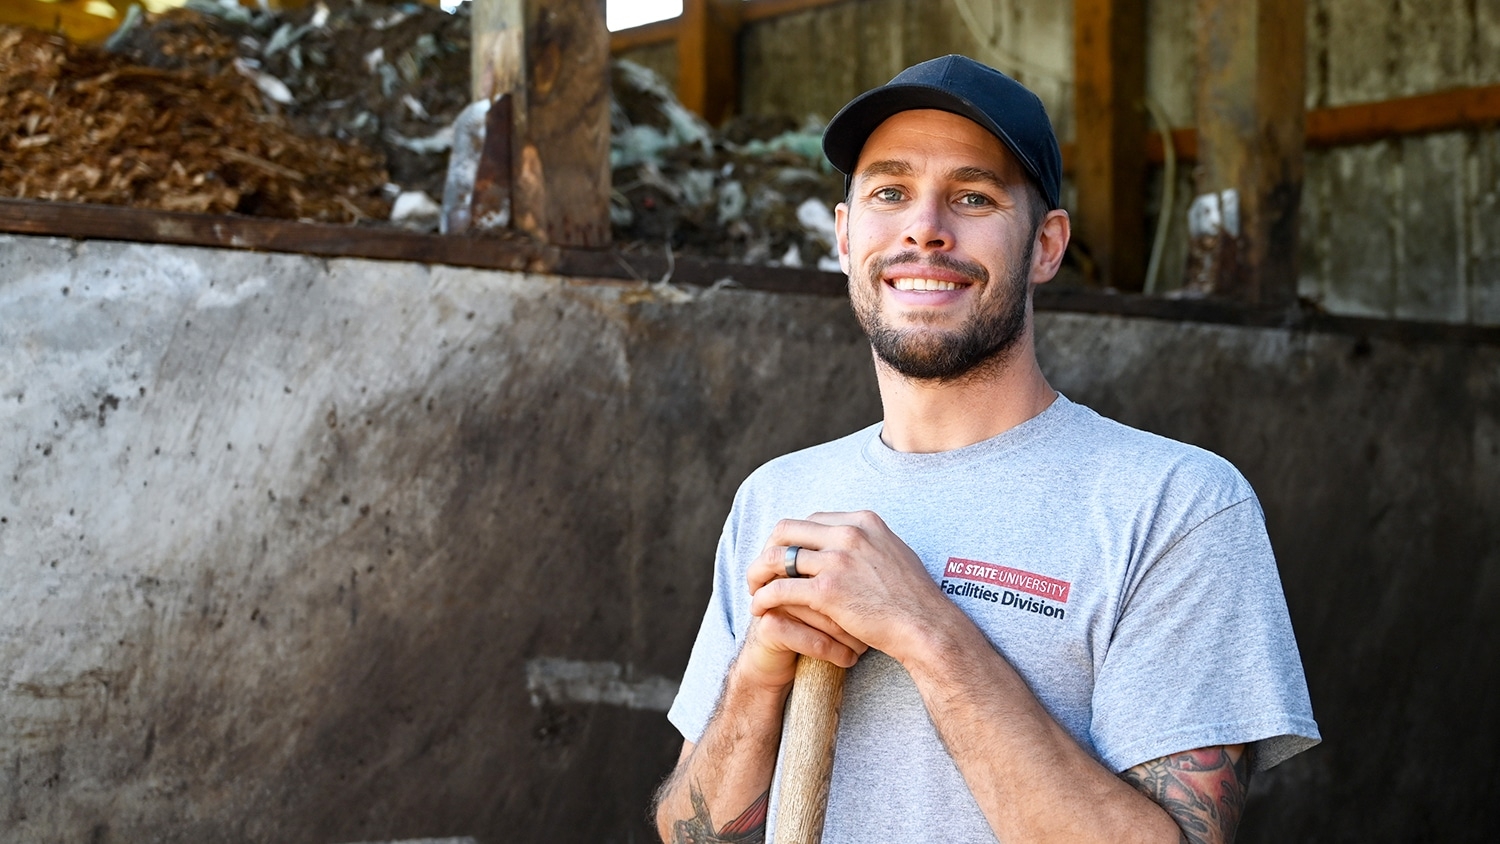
{"left": 402, "top": 94, "right": 429, "bottom": 120}
{"left": 440, "top": 99, "right": 491, "bottom": 234}
{"left": 390, "top": 190, "right": 442, "bottom": 232}
{"left": 716, "top": 180, "right": 746, "bottom": 226}
{"left": 386, "top": 125, "right": 454, "bottom": 155}
{"left": 232, "top": 58, "right": 294, "bottom": 105}
{"left": 797, "top": 199, "right": 842, "bottom": 271}
{"left": 796, "top": 198, "right": 836, "bottom": 245}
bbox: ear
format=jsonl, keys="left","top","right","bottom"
{"left": 835, "top": 201, "right": 852, "bottom": 276}
{"left": 1029, "top": 209, "right": 1071, "bottom": 285}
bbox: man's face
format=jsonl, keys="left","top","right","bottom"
{"left": 836, "top": 109, "right": 1044, "bottom": 383}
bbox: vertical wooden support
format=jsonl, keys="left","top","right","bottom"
{"left": 470, "top": 0, "right": 611, "bottom": 247}
{"left": 678, "top": 0, "right": 742, "bottom": 126}
{"left": 1073, "top": 0, "right": 1147, "bottom": 292}
{"left": 1192, "top": 0, "right": 1306, "bottom": 305}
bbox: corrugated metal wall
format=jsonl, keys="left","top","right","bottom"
{"left": 622, "top": 0, "right": 1500, "bottom": 325}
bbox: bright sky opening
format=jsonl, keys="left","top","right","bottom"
{"left": 435, "top": 1, "right": 687, "bottom": 30}
{"left": 607, "top": 0, "right": 684, "bottom": 31}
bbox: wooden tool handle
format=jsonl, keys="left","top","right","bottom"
{"left": 772, "top": 656, "right": 848, "bottom": 844}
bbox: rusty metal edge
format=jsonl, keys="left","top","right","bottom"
{"left": 2, "top": 198, "right": 1497, "bottom": 345}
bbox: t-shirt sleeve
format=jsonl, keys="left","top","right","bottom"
{"left": 667, "top": 512, "right": 745, "bottom": 743}
{"left": 1090, "top": 497, "right": 1321, "bottom": 773}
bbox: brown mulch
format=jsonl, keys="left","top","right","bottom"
{"left": 0, "top": 21, "right": 391, "bottom": 222}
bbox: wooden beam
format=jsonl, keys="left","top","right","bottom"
{"left": 610, "top": 17, "right": 679, "bottom": 53}
{"left": 1073, "top": 0, "right": 1148, "bottom": 292}
{"left": 1190, "top": 0, "right": 1306, "bottom": 306}
{"left": 470, "top": 0, "right": 611, "bottom": 247}
{"left": 677, "top": 0, "right": 741, "bottom": 125}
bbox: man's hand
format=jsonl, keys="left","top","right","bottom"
{"left": 746, "top": 510, "right": 959, "bottom": 662}
{"left": 735, "top": 607, "right": 865, "bottom": 693}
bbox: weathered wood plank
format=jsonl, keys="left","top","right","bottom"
{"left": 1478, "top": 0, "right": 1500, "bottom": 87}
{"left": 741, "top": 0, "right": 856, "bottom": 23}
{"left": 1323, "top": 0, "right": 1391, "bottom": 106}
{"left": 1472, "top": 132, "right": 1500, "bottom": 324}
{"left": 1074, "top": 0, "right": 1147, "bottom": 291}
{"left": 472, "top": 0, "right": 611, "bottom": 247}
{"left": 1322, "top": 145, "right": 1395, "bottom": 317}
{"left": 740, "top": 1, "right": 862, "bottom": 122}
{"left": 1389, "top": 0, "right": 1470, "bottom": 323}
{"left": 677, "top": 0, "right": 742, "bottom": 125}
{"left": 1394, "top": 0, "right": 1471, "bottom": 97}
{"left": 1002, "top": 0, "right": 1074, "bottom": 144}
{"left": 1296, "top": 150, "right": 1331, "bottom": 308}
{"left": 1192, "top": 0, "right": 1307, "bottom": 306}
{"left": 1396, "top": 133, "right": 1467, "bottom": 322}
{"left": 1146, "top": 0, "right": 1195, "bottom": 133}
{"left": 852, "top": 0, "right": 907, "bottom": 95}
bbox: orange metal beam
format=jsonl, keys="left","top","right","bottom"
{"left": 1060, "top": 84, "right": 1500, "bottom": 172}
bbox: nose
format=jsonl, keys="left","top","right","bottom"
{"left": 902, "top": 196, "right": 954, "bottom": 251}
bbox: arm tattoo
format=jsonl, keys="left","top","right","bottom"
{"left": 1120, "top": 746, "right": 1253, "bottom": 844}
{"left": 671, "top": 784, "right": 769, "bottom": 844}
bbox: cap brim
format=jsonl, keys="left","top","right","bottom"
{"left": 822, "top": 84, "right": 1049, "bottom": 206}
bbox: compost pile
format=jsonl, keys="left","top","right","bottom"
{"left": 0, "top": 0, "right": 845, "bottom": 266}
{"left": 0, "top": 11, "right": 394, "bottom": 222}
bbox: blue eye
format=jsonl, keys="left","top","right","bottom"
{"left": 874, "top": 187, "right": 904, "bottom": 202}
{"left": 960, "top": 193, "right": 992, "bottom": 207}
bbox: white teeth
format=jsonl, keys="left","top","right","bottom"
{"left": 892, "top": 278, "right": 962, "bottom": 292}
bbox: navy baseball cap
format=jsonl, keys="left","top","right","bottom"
{"left": 822, "top": 55, "right": 1063, "bottom": 209}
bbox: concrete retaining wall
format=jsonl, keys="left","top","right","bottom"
{"left": 2, "top": 233, "right": 1497, "bottom": 841}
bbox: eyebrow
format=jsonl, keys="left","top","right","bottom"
{"left": 854, "top": 160, "right": 1011, "bottom": 193}
{"left": 947, "top": 166, "right": 1009, "bottom": 191}
{"left": 856, "top": 159, "right": 914, "bottom": 181}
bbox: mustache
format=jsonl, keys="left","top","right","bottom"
{"left": 868, "top": 251, "right": 989, "bottom": 285}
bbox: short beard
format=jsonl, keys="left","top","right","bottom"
{"left": 851, "top": 238, "right": 1035, "bottom": 383}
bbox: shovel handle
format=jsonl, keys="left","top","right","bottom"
{"left": 772, "top": 656, "right": 848, "bottom": 844}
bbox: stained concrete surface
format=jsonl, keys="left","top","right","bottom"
{"left": 0, "top": 234, "right": 880, "bottom": 843}
{"left": 2, "top": 233, "right": 1498, "bottom": 841}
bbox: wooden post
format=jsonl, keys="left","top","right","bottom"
{"left": 677, "top": 0, "right": 742, "bottom": 126}
{"left": 470, "top": 0, "right": 611, "bottom": 247}
{"left": 1190, "top": 0, "right": 1306, "bottom": 305}
{"left": 1072, "top": 0, "right": 1147, "bottom": 292}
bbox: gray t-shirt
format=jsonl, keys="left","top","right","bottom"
{"left": 668, "top": 395, "right": 1320, "bottom": 842}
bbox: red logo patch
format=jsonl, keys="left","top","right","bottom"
{"left": 943, "top": 557, "right": 1071, "bottom": 603}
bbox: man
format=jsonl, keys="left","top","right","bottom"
{"left": 653, "top": 55, "right": 1319, "bottom": 843}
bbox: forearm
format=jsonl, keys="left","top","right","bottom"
{"left": 900, "top": 616, "right": 1182, "bottom": 843}
{"left": 653, "top": 665, "right": 789, "bottom": 843}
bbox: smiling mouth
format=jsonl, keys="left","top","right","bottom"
{"left": 889, "top": 277, "right": 968, "bottom": 292}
